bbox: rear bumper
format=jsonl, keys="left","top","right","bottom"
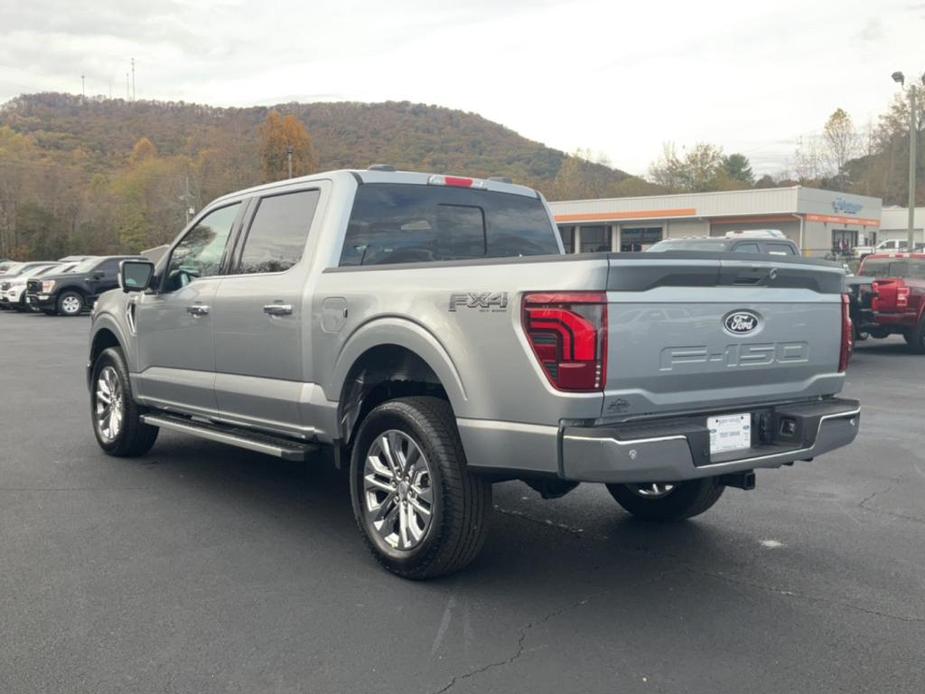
{"left": 866, "top": 311, "right": 916, "bottom": 330}
{"left": 560, "top": 397, "right": 860, "bottom": 484}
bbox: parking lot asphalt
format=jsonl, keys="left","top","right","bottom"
{"left": 1, "top": 310, "right": 923, "bottom": 694}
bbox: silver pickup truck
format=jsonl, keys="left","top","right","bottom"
{"left": 88, "top": 168, "right": 860, "bottom": 579}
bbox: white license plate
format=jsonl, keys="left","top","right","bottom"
{"left": 708, "top": 412, "right": 752, "bottom": 455}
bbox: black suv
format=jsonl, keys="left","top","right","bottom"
{"left": 27, "top": 255, "right": 142, "bottom": 316}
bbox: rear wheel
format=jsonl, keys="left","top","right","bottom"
{"left": 350, "top": 396, "right": 491, "bottom": 579}
{"left": 91, "top": 347, "right": 159, "bottom": 457}
{"left": 57, "top": 291, "right": 84, "bottom": 317}
{"left": 904, "top": 319, "right": 925, "bottom": 353}
{"left": 606, "top": 477, "right": 725, "bottom": 521}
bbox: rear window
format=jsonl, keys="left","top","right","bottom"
{"left": 339, "top": 184, "right": 559, "bottom": 266}
{"left": 860, "top": 259, "right": 925, "bottom": 279}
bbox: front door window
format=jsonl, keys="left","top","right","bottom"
{"left": 163, "top": 203, "right": 240, "bottom": 292}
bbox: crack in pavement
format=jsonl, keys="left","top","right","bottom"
{"left": 495, "top": 502, "right": 925, "bottom": 625}
{"left": 493, "top": 505, "right": 585, "bottom": 538}
{"left": 668, "top": 561, "right": 925, "bottom": 624}
{"left": 429, "top": 595, "right": 595, "bottom": 694}
{"left": 857, "top": 485, "right": 925, "bottom": 526}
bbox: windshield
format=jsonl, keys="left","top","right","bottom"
{"left": 647, "top": 239, "right": 726, "bottom": 252}
{"left": 859, "top": 258, "right": 925, "bottom": 279}
{"left": 70, "top": 258, "right": 101, "bottom": 274}
{"left": 0, "top": 262, "right": 24, "bottom": 274}
{"left": 32, "top": 264, "right": 65, "bottom": 278}
{"left": 18, "top": 264, "right": 58, "bottom": 279}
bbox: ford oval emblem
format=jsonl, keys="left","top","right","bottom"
{"left": 724, "top": 310, "right": 760, "bottom": 335}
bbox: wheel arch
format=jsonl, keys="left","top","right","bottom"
{"left": 331, "top": 318, "right": 468, "bottom": 445}
{"left": 88, "top": 316, "right": 133, "bottom": 385}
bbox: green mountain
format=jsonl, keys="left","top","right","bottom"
{"left": 0, "top": 92, "right": 632, "bottom": 188}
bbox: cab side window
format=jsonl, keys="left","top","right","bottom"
{"left": 95, "top": 259, "right": 122, "bottom": 276}
{"left": 733, "top": 242, "right": 761, "bottom": 253}
{"left": 163, "top": 203, "right": 240, "bottom": 292}
{"left": 237, "top": 190, "right": 320, "bottom": 274}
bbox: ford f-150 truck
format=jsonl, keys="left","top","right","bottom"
{"left": 87, "top": 168, "right": 860, "bottom": 579}
{"left": 852, "top": 253, "right": 925, "bottom": 352}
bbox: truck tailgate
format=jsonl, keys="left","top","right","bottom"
{"left": 603, "top": 255, "right": 846, "bottom": 418}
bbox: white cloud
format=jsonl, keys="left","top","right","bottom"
{"left": 1, "top": 0, "right": 922, "bottom": 176}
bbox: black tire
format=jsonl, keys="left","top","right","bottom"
{"left": 349, "top": 396, "right": 491, "bottom": 579}
{"left": 57, "top": 290, "right": 84, "bottom": 316}
{"left": 90, "top": 347, "right": 159, "bottom": 457}
{"left": 606, "top": 477, "right": 725, "bottom": 522}
{"left": 903, "top": 319, "right": 925, "bottom": 353}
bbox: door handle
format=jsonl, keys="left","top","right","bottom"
{"left": 263, "top": 303, "right": 293, "bottom": 316}
{"left": 186, "top": 304, "right": 210, "bottom": 316}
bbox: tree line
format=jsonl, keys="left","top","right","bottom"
{"left": 645, "top": 87, "right": 925, "bottom": 203}
{"left": 0, "top": 88, "right": 922, "bottom": 261}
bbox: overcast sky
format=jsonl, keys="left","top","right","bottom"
{"left": 1, "top": 0, "right": 924, "bottom": 176}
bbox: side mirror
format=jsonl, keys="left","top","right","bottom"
{"left": 91, "top": 271, "right": 105, "bottom": 280}
{"left": 120, "top": 260, "right": 155, "bottom": 293}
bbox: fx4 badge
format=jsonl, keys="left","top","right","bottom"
{"left": 449, "top": 292, "right": 509, "bottom": 312}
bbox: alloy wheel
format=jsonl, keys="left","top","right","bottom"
{"left": 363, "top": 430, "right": 434, "bottom": 551}
{"left": 628, "top": 482, "right": 676, "bottom": 499}
{"left": 95, "top": 366, "right": 124, "bottom": 442}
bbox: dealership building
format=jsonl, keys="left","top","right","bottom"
{"left": 548, "top": 186, "right": 881, "bottom": 256}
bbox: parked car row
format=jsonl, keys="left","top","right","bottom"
{"left": 0, "top": 255, "right": 143, "bottom": 316}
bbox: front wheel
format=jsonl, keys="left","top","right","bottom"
{"left": 606, "top": 477, "right": 725, "bottom": 521}
{"left": 350, "top": 396, "right": 491, "bottom": 579}
{"left": 57, "top": 290, "right": 85, "bottom": 316}
{"left": 91, "top": 347, "right": 159, "bottom": 456}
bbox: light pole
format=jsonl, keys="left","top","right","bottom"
{"left": 892, "top": 71, "right": 922, "bottom": 252}
{"left": 287, "top": 145, "right": 294, "bottom": 179}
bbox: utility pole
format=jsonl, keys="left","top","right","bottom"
{"left": 892, "top": 71, "right": 923, "bottom": 252}
{"left": 910, "top": 88, "right": 917, "bottom": 253}
{"left": 287, "top": 145, "right": 294, "bottom": 179}
{"left": 179, "top": 174, "right": 194, "bottom": 225}
{"left": 131, "top": 57, "right": 135, "bottom": 100}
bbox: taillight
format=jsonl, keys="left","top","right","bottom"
{"left": 522, "top": 292, "right": 608, "bottom": 391}
{"left": 839, "top": 294, "right": 852, "bottom": 372}
{"left": 897, "top": 284, "right": 910, "bottom": 309}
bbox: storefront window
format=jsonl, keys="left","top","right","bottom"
{"left": 832, "top": 229, "right": 858, "bottom": 257}
{"left": 580, "top": 225, "right": 610, "bottom": 253}
{"left": 621, "top": 227, "right": 662, "bottom": 252}
{"left": 558, "top": 226, "right": 574, "bottom": 253}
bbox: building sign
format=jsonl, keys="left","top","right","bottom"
{"left": 832, "top": 197, "right": 863, "bottom": 215}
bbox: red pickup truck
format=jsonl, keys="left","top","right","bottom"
{"left": 854, "top": 253, "right": 925, "bottom": 352}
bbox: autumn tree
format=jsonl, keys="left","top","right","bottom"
{"left": 259, "top": 111, "right": 318, "bottom": 182}
{"left": 822, "top": 109, "right": 861, "bottom": 177}
{"left": 130, "top": 137, "right": 158, "bottom": 165}
{"left": 649, "top": 143, "right": 740, "bottom": 192}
